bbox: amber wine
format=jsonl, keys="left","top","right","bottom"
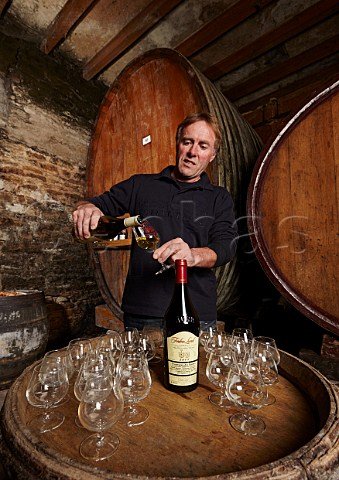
{"left": 135, "top": 235, "right": 160, "bottom": 250}
{"left": 163, "top": 259, "right": 200, "bottom": 393}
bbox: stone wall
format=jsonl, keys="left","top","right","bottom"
{"left": 0, "top": 31, "right": 107, "bottom": 345}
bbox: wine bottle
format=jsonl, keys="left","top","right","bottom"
{"left": 163, "top": 259, "right": 200, "bottom": 392}
{"left": 76, "top": 215, "right": 142, "bottom": 245}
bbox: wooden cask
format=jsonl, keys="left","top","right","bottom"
{"left": 248, "top": 78, "right": 339, "bottom": 336}
{"left": 86, "top": 48, "right": 263, "bottom": 322}
{"left": 0, "top": 350, "right": 338, "bottom": 479}
{"left": 0, "top": 290, "right": 49, "bottom": 389}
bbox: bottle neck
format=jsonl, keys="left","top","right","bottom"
{"left": 175, "top": 259, "right": 187, "bottom": 284}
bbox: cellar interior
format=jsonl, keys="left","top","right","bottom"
{"left": 0, "top": 0, "right": 338, "bottom": 381}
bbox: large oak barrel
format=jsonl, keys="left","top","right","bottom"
{"left": 0, "top": 350, "right": 338, "bottom": 479}
{"left": 248, "top": 78, "right": 339, "bottom": 336}
{"left": 0, "top": 290, "right": 49, "bottom": 389}
{"left": 86, "top": 48, "right": 262, "bottom": 322}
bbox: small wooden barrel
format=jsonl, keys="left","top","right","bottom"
{"left": 0, "top": 350, "right": 338, "bottom": 479}
{"left": 248, "top": 79, "right": 339, "bottom": 336}
{"left": 86, "top": 48, "right": 262, "bottom": 321}
{"left": 0, "top": 290, "right": 49, "bottom": 390}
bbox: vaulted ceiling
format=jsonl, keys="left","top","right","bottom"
{"left": 1, "top": 0, "right": 338, "bottom": 136}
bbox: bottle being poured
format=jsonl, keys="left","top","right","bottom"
{"left": 74, "top": 215, "right": 142, "bottom": 248}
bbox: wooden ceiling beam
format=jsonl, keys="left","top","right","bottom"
{"left": 83, "top": 0, "right": 184, "bottom": 81}
{"left": 222, "top": 35, "right": 339, "bottom": 102}
{"left": 204, "top": 0, "right": 339, "bottom": 81}
{"left": 175, "top": 0, "right": 274, "bottom": 58}
{"left": 238, "top": 63, "right": 339, "bottom": 116}
{"left": 40, "top": 0, "right": 98, "bottom": 54}
{"left": 0, "top": 0, "right": 10, "bottom": 17}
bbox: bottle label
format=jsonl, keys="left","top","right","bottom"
{"left": 167, "top": 330, "right": 199, "bottom": 387}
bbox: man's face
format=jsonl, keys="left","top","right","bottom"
{"left": 175, "top": 120, "right": 217, "bottom": 182}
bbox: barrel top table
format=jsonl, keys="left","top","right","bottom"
{"left": 0, "top": 350, "right": 338, "bottom": 480}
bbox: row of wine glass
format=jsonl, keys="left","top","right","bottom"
{"left": 25, "top": 327, "right": 161, "bottom": 461}
{"left": 204, "top": 327, "right": 280, "bottom": 436}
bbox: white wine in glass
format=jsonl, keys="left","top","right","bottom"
{"left": 133, "top": 220, "right": 160, "bottom": 250}
{"left": 132, "top": 220, "right": 172, "bottom": 275}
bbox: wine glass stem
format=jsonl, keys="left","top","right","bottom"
{"left": 96, "top": 434, "right": 105, "bottom": 447}
{"left": 155, "top": 263, "right": 173, "bottom": 275}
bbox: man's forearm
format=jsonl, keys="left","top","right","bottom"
{"left": 190, "top": 247, "right": 217, "bottom": 269}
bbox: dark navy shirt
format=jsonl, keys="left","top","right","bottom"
{"left": 87, "top": 166, "right": 237, "bottom": 321}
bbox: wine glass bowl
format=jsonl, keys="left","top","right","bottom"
{"left": 74, "top": 351, "right": 112, "bottom": 403}
{"left": 247, "top": 345, "right": 279, "bottom": 406}
{"left": 225, "top": 365, "right": 267, "bottom": 436}
{"left": 228, "top": 328, "right": 253, "bottom": 368}
{"left": 78, "top": 371, "right": 124, "bottom": 461}
{"left": 252, "top": 336, "right": 280, "bottom": 366}
{"left": 142, "top": 325, "right": 163, "bottom": 363}
{"left": 118, "top": 350, "right": 152, "bottom": 427}
{"left": 68, "top": 338, "right": 92, "bottom": 374}
{"left": 138, "top": 332, "right": 156, "bottom": 362}
{"left": 121, "top": 327, "right": 140, "bottom": 351}
{"left": 200, "top": 323, "right": 217, "bottom": 351}
{"left": 205, "top": 336, "right": 233, "bottom": 408}
{"left": 132, "top": 220, "right": 160, "bottom": 251}
{"left": 26, "top": 362, "right": 69, "bottom": 433}
{"left": 132, "top": 220, "right": 173, "bottom": 275}
{"left": 42, "top": 348, "right": 75, "bottom": 383}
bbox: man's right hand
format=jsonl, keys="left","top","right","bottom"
{"left": 72, "top": 202, "right": 103, "bottom": 240}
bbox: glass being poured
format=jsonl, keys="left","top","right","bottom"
{"left": 132, "top": 220, "right": 172, "bottom": 275}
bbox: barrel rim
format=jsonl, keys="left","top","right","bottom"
{"left": 247, "top": 77, "right": 339, "bottom": 336}
{"left": 0, "top": 289, "right": 44, "bottom": 297}
{"left": 1, "top": 350, "right": 338, "bottom": 479}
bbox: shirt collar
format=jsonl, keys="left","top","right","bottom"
{"left": 156, "top": 166, "right": 214, "bottom": 191}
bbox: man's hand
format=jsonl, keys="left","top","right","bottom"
{"left": 153, "top": 238, "right": 217, "bottom": 268}
{"left": 72, "top": 202, "right": 103, "bottom": 240}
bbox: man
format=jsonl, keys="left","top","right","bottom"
{"left": 73, "top": 112, "right": 238, "bottom": 329}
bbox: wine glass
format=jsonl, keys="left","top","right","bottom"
{"left": 248, "top": 345, "right": 279, "bottom": 405}
{"left": 121, "top": 327, "right": 140, "bottom": 351}
{"left": 232, "top": 328, "right": 253, "bottom": 345}
{"left": 118, "top": 349, "right": 152, "bottom": 427}
{"left": 225, "top": 365, "right": 267, "bottom": 436}
{"left": 205, "top": 335, "right": 233, "bottom": 408}
{"left": 78, "top": 371, "right": 124, "bottom": 461}
{"left": 199, "top": 323, "right": 217, "bottom": 351}
{"left": 205, "top": 331, "right": 227, "bottom": 355}
{"left": 42, "top": 348, "right": 75, "bottom": 382}
{"left": 68, "top": 337, "right": 92, "bottom": 374}
{"left": 41, "top": 348, "right": 75, "bottom": 406}
{"left": 252, "top": 336, "right": 280, "bottom": 366}
{"left": 132, "top": 219, "right": 172, "bottom": 275}
{"left": 138, "top": 331, "right": 156, "bottom": 362}
{"left": 73, "top": 350, "right": 113, "bottom": 428}
{"left": 142, "top": 325, "right": 163, "bottom": 363}
{"left": 74, "top": 350, "right": 112, "bottom": 403}
{"left": 26, "top": 362, "right": 69, "bottom": 433}
{"left": 229, "top": 328, "right": 253, "bottom": 367}
{"left": 97, "top": 331, "right": 124, "bottom": 373}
